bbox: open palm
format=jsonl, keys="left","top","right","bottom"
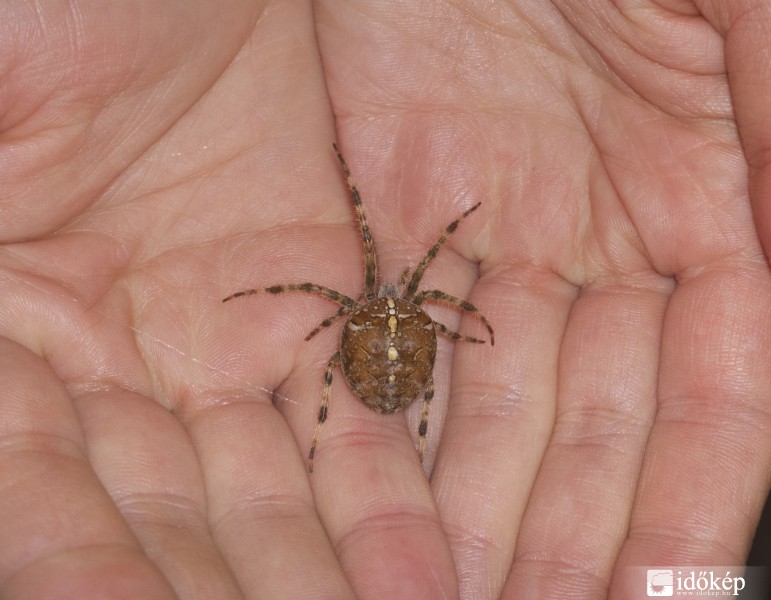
{"left": 1, "top": 1, "right": 769, "bottom": 599}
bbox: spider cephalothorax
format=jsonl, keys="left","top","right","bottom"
{"left": 224, "top": 143, "right": 494, "bottom": 471}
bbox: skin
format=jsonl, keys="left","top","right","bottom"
{"left": 0, "top": 1, "right": 769, "bottom": 599}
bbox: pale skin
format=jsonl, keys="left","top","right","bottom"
{"left": 0, "top": 1, "right": 770, "bottom": 599}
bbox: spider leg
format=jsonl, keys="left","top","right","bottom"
{"left": 432, "top": 321, "right": 485, "bottom": 344}
{"left": 223, "top": 283, "right": 357, "bottom": 310}
{"left": 398, "top": 265, "right": 411, "bottom": 291}
{"left": 418, "top": 375, "right": 434, "bottom": 463}
{"left": 399, "top": 266, "right": 411, "bottom": 286}
{"left": 305, "top": 305, "right": 351, "bottom": 341}
{"left": 403, "top": 202, "right": 481, "bottom": 301}
{"left": 333, "top": 143, "right": 378, "bottom": 300}
{"left": 309, "top": 351, "right": 341, "bottom": 473}
{"left": 413, "top": 289, "right": 494, "bottom": 345}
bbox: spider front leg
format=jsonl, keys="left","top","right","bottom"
{"left": 223, "top": 283, "right": 357, "bottom": 310}
{"left": 333, "top": 143, "right": 378, "bottom": 300}
{"left": 413, "top": 289, "right": 495, "bottom": 345}
{"left": 223, "top": 284, "right": 355, "bottom": 340}
{"left": 403, "top": 202, "right": 482, "bottom": 300}
{"left": 309, "top": 351, "right": 341, "bottom": 473}
{"left": 398, "top": 266, "right": 411, "bottom": 289}
{"left": 304, "top": 305, "right": 351, "bottom": 341}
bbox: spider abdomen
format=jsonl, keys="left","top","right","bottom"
{"left": 340, "top": 296, "right": 437, "bottom": 414}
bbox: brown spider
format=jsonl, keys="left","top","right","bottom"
{"left": 224, "top": 143, "right": 494, "bottom": 472}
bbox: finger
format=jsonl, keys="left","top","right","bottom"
{"left": 500, "top": 279, "right": 668, "bottom": 598}
{"left": 77, "top": 390, "right": 243, "bottom": 600}
{"left": 610, "top": 266, "right": 771, "bottom": 597}
{"left": 154, "top": 259, "right": 357, "bottom": 598}
{"left": 274, "top": 328, "right": 458, "bottom": 600}
{"left": 179, "top": 389, "right": 358, "bottom": 600}
{"left": 0, "top": 338, "right": 176, "bottom": 599}
{"left": 309, "top": 406, "right": 459, "bottom": 600}
{"left": 431, "top": 274, "right": 571, "bottom": 600}
{"left": 700, "top": 1, "right": 771, "bottom": 258}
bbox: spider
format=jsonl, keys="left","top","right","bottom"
{"left": 224, "top": 143, "right": 494, "bottom": 472}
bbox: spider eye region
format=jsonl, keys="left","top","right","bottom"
{"left": 340, "top": 297, "right": 437, "bottom": 414}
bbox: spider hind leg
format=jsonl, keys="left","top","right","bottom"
{"left": 309, "top": 351, "right": 341, "bottom": 472}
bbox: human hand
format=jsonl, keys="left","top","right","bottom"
{"left": 1, "top": 2, "right": 769, "bottom": 599}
